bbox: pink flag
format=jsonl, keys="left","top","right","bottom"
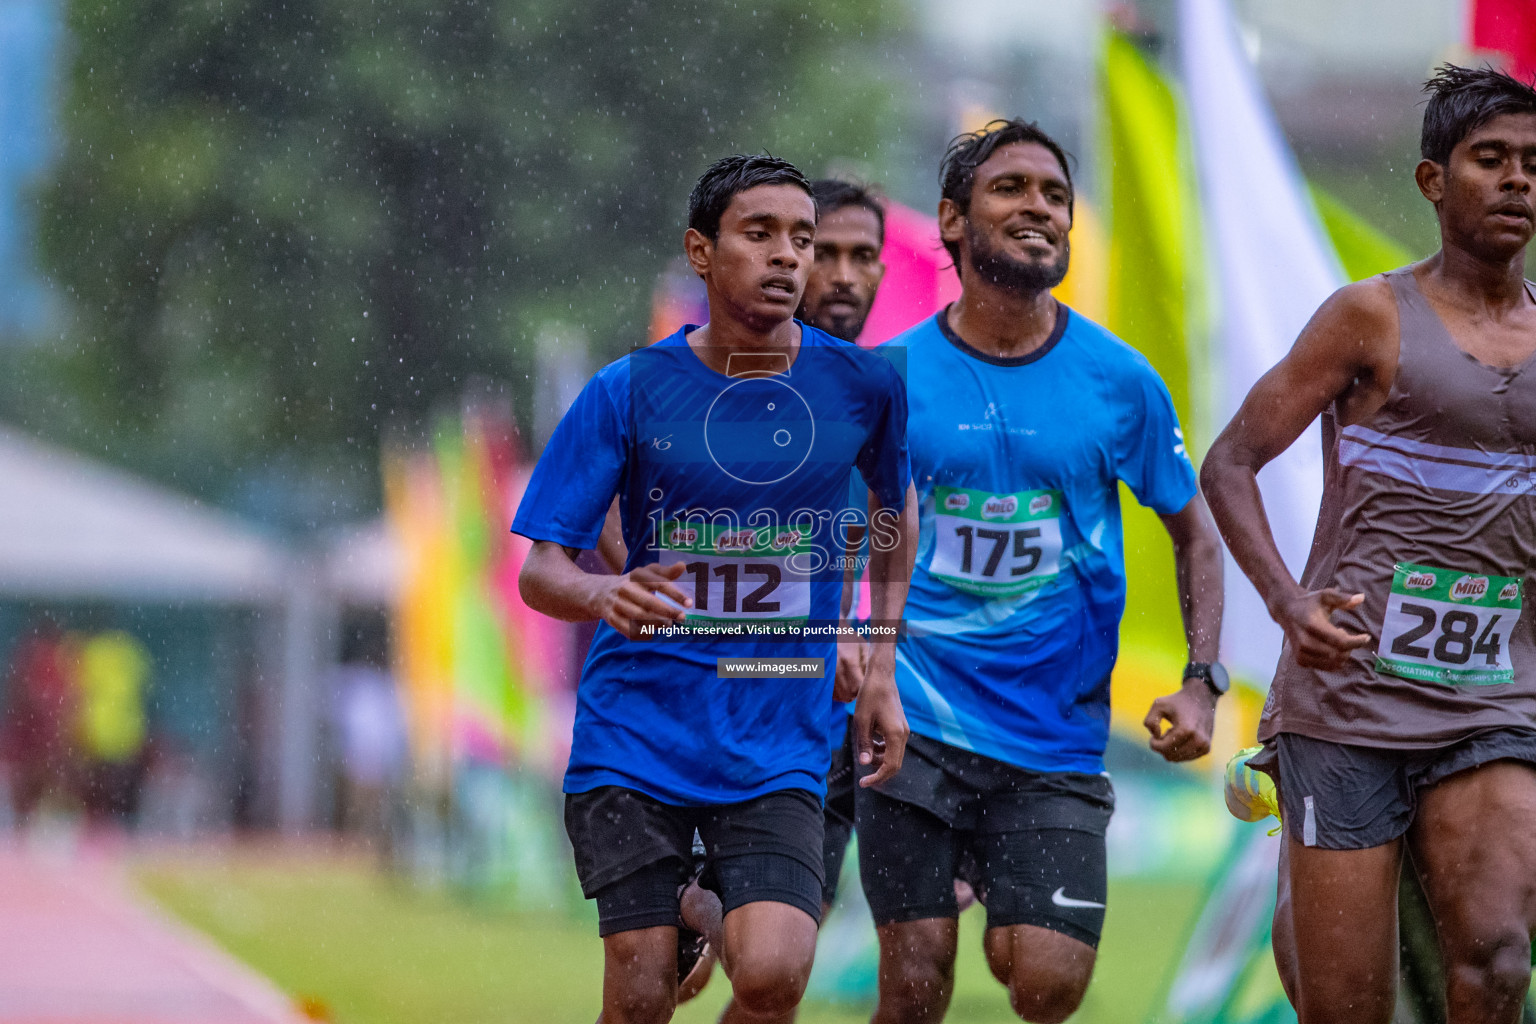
{"left": 858, "top": 202, "right": 961, "bottom": 347}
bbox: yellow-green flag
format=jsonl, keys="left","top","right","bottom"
{"left": 1310, "top": 185, "right": 1415, "bottom": 281}
{"left": 1099, "top": 31, "right": 1207, "bottom": 724}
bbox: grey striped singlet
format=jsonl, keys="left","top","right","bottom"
{"left": 1261, "top": 266, "right": 1536, "bottom": 747}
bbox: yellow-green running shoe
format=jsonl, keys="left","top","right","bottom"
{"left": 1224, "top": 745, "right": 1281, "bottom": 824}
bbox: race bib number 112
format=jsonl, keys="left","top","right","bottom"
{"left": 928, "top": 485, "right": 1064, "bottom": 598}
{"left": 655, "top": 520, "right": 812, "bottom": 622}
{"left": 1376, "top": 562, "right": 1521, "bottom": 686}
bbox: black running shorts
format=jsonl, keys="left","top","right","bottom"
{"left": 856, "top": 734, "right": 1114, "bottom": 948}
{"left": 1253, "top": 728, "right": 1536, "bottom": 850}
{"left": 563, "top": 786, "right": 825, "bottom": 936}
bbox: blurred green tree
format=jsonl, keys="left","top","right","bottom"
{"left": 17, "top": 0, "right": 912, "bottom": 524}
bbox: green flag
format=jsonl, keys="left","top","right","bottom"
{"left": 1309, "top": 185, "right": 1415, "bottom": 281}
{"left": 1099, "top": 31, "right": 1207, "bottom": 702}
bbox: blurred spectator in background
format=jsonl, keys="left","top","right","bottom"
{"left": 330, "top": 624, "right": 406, "bottom": 846}
{"left": 74, "top": 630, "right": 150, "bottom": 826}
{"left": 1, "top": 617, "right": 80, "bottom": 823}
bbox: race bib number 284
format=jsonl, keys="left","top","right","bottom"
{"left": 1376, "top": 562, "right": 1521, "bottom": 686}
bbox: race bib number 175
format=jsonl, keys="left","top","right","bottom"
{"left": 928, "top": 485, "right": 1064, "bottom": 598}
{"left": 1376, "top": 562, "right": 1521, "bottom": 686}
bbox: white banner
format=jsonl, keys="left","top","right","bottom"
{"left": 1179, "top": 0, "right": 1345, "bottom": 686}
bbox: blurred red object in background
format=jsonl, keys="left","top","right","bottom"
{"left": 1472, "top": 0, "right": 1536, "bottom": 82}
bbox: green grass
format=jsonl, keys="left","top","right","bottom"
{"left": 137, "top": 852, "right": 1204, "bottom": 1024}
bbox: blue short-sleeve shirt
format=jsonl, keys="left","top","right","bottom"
{"left": 890, "top": 306, "right": 1196, "bottom": 774}
{"left": 513, "top": 324, "right": 909, "bottom": 804}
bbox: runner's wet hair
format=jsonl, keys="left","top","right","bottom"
{"left": 810, "top": 179, "right": 885, "bottom": 244}
{"left": 688, "top": 154, "right": 817, "bottom": 241}
{"left": 938, "top": 119, "right": 1074, "bottom": 265}
{"left": 1421, "top": 63, "right": 1536, "bottom": 166}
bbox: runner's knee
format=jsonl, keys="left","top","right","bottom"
{"left": 982, "top": 923, "right": 1095, "bottom": 1024}
{"left": 720, "top": 902, "right": 816, "bottom": 1017}
{"left": 983, "top": 947, "right": 1009, "bottom": 986}
{"left": 1005, "top": 968, "right": 1088, "bottom": 1024}
{"left": 877, "top": 923, "right": 957, "bottom": 1017}
{"left": 603, "top": 970, "right": 675, "bottom": 1024}
{"left": 727, "top": 951, "right": 811, "bottom": 1017}
{"left": 1446, "top": 929, "right": 1534, "bottom": 1008}
{"left": 602, "top": 928, "right": 678, "bottom": 1024}
{"left": 877, "top": 958, "right": 954, "bottom": 1021}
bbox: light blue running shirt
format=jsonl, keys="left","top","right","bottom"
{"left": 889, "top": 306, "right": 1196, "bottom": 774}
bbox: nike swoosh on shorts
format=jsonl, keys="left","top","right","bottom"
{"left": 1049, "top": 886, "right": 1105, "bottom": 909}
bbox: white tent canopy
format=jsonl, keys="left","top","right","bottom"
{"left": 323, "top": 518, "right": 402, "bottom": 608}
{"left": 0, "top": 424, "right": 290, "bottom": 603}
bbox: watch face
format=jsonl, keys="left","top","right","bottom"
{"left": 1209, "top": 662, "right": 1230, "bottom": 694}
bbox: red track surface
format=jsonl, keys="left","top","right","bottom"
{"left": 0, "top": 843, "right": 306, "bottom": 1024}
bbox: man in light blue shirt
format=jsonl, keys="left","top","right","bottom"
{"left": 859, "top": 119, "right": 1226, "bottom": 1024}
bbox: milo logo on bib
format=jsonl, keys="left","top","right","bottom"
{"left": 981, "top": 495, "right": 1018, "bottom": 520}
{"left": 770, "top": 529, "right": 804, "bottom": 551}
{"left": 928, "top": 485, "right": 1065, "bottom": 598}
{"left": 1377, "top": 562, "right": 1522, "bottom": 686}
{"left": 667, "top": 526, "right": 700, "bottom": 547}
{"left": 1450, "top": 576, "right": 1488, "bottom": 601}
{"left": 655, "top": 519, "right": 813, "bottom": 623}
{"left": 715, "top": 529, "right": 759, "bottom": 553}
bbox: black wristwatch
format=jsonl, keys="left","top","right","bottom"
{"left": 1184, "top": 661, "right": 1230, "bottom": 698}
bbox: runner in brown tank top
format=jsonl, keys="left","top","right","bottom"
{"left": 1203, "top": 65, "right": 1536, "bottom": 1024}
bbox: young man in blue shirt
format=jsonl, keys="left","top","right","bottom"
{"left": 860, "top": 121, "right": 1226, "bottom": 1024}
{"left": 515, "top": 154, "right": 914, "bottom": 1024}
{"left": 675, "top": 176, "right": 897, "bottom": 1020}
